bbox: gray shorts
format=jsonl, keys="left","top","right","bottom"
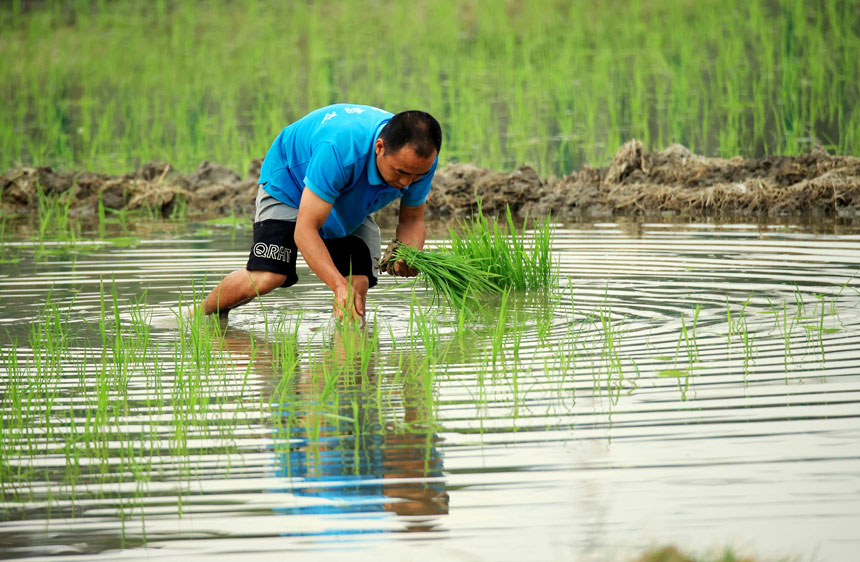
{"left": 254, "top": 186, "right": 382, "bottom": 275}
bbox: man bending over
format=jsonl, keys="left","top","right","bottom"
{"left": 201, "top": 104, "right": 442, "bottom": 319}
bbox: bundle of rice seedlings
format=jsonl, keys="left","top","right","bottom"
{"left": 449, "top": 203, "right": 556, "bottom": 291}
{"left": 379, "top": 239, "right": 501, "bottom": 314}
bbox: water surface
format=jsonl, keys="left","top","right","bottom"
{"left": 1, "top": 219, "right": 859, "bottom": 561}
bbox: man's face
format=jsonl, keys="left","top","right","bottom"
{"left": 374, "top": 139, "right": 436, "bottom": 190}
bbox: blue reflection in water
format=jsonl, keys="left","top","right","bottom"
{"left": 257, "top": 326, "right": 449, "bottom": 535}
{"left": 273, "top": 426, "right": 389, "bottom": 516}
{"left": 270, "top": 417, "right": 447, "bottom": 527}
{"left": 215, "top": 321, "right": 449, "bottom": 534}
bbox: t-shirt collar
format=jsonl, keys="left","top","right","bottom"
{"left": 366, "top": 121, "right": 390, "bottom": 187}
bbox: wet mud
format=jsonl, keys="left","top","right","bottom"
{"left": 2, "top": 140, "right": 859, "bottom": 221}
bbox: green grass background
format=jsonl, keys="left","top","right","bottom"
{"left": 1, "top": 0, "right": 858, "bottom": 176}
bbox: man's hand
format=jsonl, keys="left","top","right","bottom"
{"left": 332, "top": 282, "right": 364, "bottom": 319}
{"left": 380, "top": 238, "right": 420, "bottom": 277}
{"left": 388, "top": 202, "right": 426, "bottom": 277}
{"left": 388, "top": 258, "right": 419, "bottom": 277}
{"left": 296, "top": 189, "right": 364, "bottom": 318}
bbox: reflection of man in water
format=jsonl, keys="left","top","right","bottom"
{"left": 201, "top": 105, "right": 442, "bottom": 320}
{"left": 216, "top": 322, "right": 449, "bottom": 530}
{"left": 274, "top": 376, "right": 448, "bottom": 526}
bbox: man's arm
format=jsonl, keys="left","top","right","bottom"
{"left": 295, "top": 188, "right": 360, "bottom": 317}
{"left": 391, "top": 202, "right": 427, "bottom": 277}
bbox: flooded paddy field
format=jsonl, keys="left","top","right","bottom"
{"left": 1, "top": 218, "right": 858, "bottom": 561}
{"left": 4, "top": 1, "right": 859, "bottom": 559}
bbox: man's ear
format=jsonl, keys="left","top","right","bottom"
{"left": 375, "top": 138, "right": 385, "bottom": 156}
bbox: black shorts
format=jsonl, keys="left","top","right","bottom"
{"left": 245, "top": 220, "right": 378, "bottom": 289}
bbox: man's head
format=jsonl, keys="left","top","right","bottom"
{"left": 375, "top": 110, "right": 442, "bottom": 189}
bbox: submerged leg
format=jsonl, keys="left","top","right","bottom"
{"left": 202, "top": 269, "right": 287, "bottom": 315}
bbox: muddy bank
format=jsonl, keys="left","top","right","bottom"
{"left": 429, "top": 141, "right": 860, "bottom": 220}
{"left": 2, "top": 140, "right": 859, "bottom": 221}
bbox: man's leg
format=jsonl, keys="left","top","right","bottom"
{"left": 204, "top": 213, "right": 300, "bottom": 316}
{"left": 202, "top": 269, "right": 287, "bottom": 315}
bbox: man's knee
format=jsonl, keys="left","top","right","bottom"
{"left": 246, "top": 270, "right": 287, "bottom": 295}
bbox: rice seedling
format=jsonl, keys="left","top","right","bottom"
{"left": 322, "top": 311, "right": 379, "bottom": 379}
{"left": 508, "top": 311, "right": 525, "bottom": 364}
{"left": 741, "top": 317, "right": 755, "bottom": 387}
{"left": 0, "top": 342, "right": 25, "bottom": 495}
{"left": 33, "top": 183, "right": 85, "bottom": 257}
{"left": 723, "top": 295, "right": 758, "bottom": 385}
{"left": 725, "top": 296, "right": 752, "bottom": 348}
{"left": 682, "top": 304, "right": 701, "bottom": 364}
{"left": 381, "top": 206, "right": 556, "bottom": 320}
{"left": 556, "top": 287, "right": 581, "bottom": 382}
{"left": 491, "top": 288, "right": 511, "bottom": 370}
{"left": 651, "top": 304, "right": 705, "bottom": 399}
{"left": 270, "top": 313, "right": 303, "bottom": 390}
{"left": 765, "top": 297, "right": 797, "bottom": 382}
{"left": 784, "top": 285, "right": 835, "bottom": 372}
{"left": 383, "top": 240, "right": 501, "bottom": 315}
{"left": 448, "top": 204, "right": 556, "bottom": 292}
{"left": 0, "top": 212, "right": 19, "bottom": 264}
{"left": 596, "top": 303, "right": 627, "bottom": 405}
{"left": 405, "top": 291, "right": 441, "bottom": 365}
{"left": 660, "top": 335, "right": 689, "bottom": 401}
{"left": 805, "top": 293, "right": 840, "bottom": 370}
{"left": 535, "top": 289, "right": 564, "bottom": 346}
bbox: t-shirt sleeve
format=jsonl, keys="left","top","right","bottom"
{"left": 400, "top": 156, "right": 438, "bottom": 207}
{"left": 303, "top": 143, "right": 347, "bottom": 204}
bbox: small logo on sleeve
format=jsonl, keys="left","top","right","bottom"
{"left": 254, "top": 243, "right": 292, "bottom": 262}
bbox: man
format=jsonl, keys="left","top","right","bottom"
{"left": 201, "top": 104, "right": 442, "bottom": 319}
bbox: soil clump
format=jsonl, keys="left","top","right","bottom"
{"left": 2, "top": 140, "right": 859, "bottom": 221}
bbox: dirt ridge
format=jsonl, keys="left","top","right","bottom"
{"left": 2, "top": 140, "right": 859, "bottom": 220}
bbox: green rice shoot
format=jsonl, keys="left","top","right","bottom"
{"left": 449, "top": 204, "right": 556, "bottom": 291}
{"left": 389, "top": 243, "right": 501, "bottom": 315}
{"left": 2, "top": 1, "right": 857, "bottom": 175}
{"left": 383, "top": 207, "right": 556, "bottom": 315}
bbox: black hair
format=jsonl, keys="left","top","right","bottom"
{"left": 379, "top": 110, "right": 442, "bottom": 158}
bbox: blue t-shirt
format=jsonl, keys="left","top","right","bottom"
{"left": 259, "top": 104, "right": 438, "bottom": 239}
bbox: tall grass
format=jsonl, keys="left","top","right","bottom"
{"left": 1, "top": 0, "right": 857, "bottom": 176}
